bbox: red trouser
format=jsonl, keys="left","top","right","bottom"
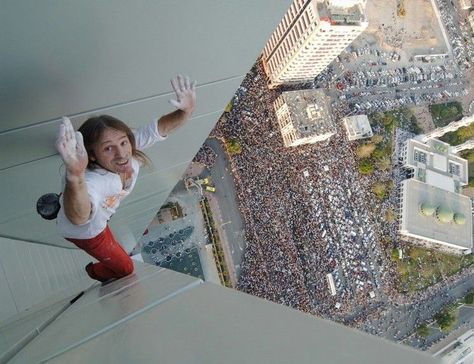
{"left": 66, "top": 225, "right": 134, "bottom": 282}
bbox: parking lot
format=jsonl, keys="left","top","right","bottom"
{"left": 310, "top": 0, "right": 474, "bottom": 118}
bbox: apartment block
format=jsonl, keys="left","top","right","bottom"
{"left": 262, "top": 0, "right": 368, "bottom": 87}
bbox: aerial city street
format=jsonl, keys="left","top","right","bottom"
{"left": 146, "top": 0, "right": 474, "bottom": 359}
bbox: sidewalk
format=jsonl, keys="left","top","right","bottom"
{"left": 206, "top": 193, "right": 238, "bottom": 288}
{"left": 197, "top": 245, "right": 221, "bottom": 285}
{"left": 429, "top": 325, "right": 471, "bottom": 355}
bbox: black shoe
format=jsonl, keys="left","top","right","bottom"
{"left": 85, "top": 262, "right": 97, "bottom": 280}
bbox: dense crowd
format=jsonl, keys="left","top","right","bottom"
{"left": 192, "top": 144, "right": 217, "bottom": 168}
{"left": 211, "top": 62, "right": 400, "bottom": 321}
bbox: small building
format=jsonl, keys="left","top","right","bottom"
{"left": 274, "top": 89, "right": 336, "bottom": 148}
{"left": 460, "top": 0, "right": 473, "bottom": 10}
{"left": 342, "top": 114, "right": 373, "bottom": 141}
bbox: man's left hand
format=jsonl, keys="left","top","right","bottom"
{"left": 169, "top": 74, "right": 196, "bottom": 115}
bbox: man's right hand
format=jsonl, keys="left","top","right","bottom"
{"left": 55, "top": 117, "right": 89, "bottom": 179}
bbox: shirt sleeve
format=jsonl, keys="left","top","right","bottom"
{"left": 61, "top": 171, "right": 102, "bottom": 227}
{"left": 133, "top": 118, "right": 167, "bottom": 150}
{"left": 57, "top": 172, "right": 101, "bottom": 228}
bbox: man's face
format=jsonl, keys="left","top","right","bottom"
{"left": 92, "top": 128, "right": 133, "bottom": 174}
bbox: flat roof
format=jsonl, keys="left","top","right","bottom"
{"left": 400, "top": 179, "right": 473, "bottom": 250}
{"left": 425, "top": 169, "right": 455, "bottom": 193}
{"left": 432, "top": 154, "right": 447, "bottom": 172}
{"left": 317, "top": 0, "right": 367, "bottom": 25}
{"left": 343, "top": 114, "right": 373, "bottom": 139}
{"left": 277, "top": 89, "right": 335, "bottom": 138}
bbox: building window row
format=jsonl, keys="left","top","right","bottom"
{"left": 413, "top": 149, "right": 427, "bottom": 163}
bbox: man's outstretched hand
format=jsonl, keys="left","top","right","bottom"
{"left": 55, "top": 117, "right": 88, "bottom": 179}
{"left": 169, "top": 74, "right": 196, "bottom": 115}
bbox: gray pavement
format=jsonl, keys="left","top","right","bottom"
{"left": 203, "top": 138, "right": 246, "bottom": 279}
{"left": 361, "top": 272, "right": 474, "bottom": 350}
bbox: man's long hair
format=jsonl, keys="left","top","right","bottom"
{"left": 78, "top": 115, "right": 150, "bottom": 170}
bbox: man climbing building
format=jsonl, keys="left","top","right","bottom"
{"left": 55, "top": 75, "right": 196, "bottom": 282}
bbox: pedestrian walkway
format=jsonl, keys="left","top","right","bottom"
{"left": 206, "top": 194, "right": 238, "bottom": 287}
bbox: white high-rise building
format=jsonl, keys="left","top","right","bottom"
{"left": 262, "top": 0, "right": 368, "bottom": 87}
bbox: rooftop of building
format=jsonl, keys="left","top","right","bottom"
{"left": 316, "top": 0, "right": 367, "bottom": 26}
{"left": 400, "top": 179, "right": 473, "bottom": 250}
{"left": 277, "top": 89, "right": 335, "bottom": 137}
{"left": 343, "top": 114, "right": 373, "bottom": 139}
{"left": 404, "top": 138, "right": 469, "bottom": 188}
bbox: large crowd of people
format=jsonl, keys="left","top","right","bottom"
{"left": 210, "top": 62, "right": 398, "bottom": 321}
{"left": 210, "top": 60, "right": 474, "bottom": 344}
{"left": 192, "top": 144, "right": 217, "bottom": 168}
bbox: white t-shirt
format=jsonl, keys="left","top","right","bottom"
{"left": 57, "top": 119, "right": 166, "bottom": 239}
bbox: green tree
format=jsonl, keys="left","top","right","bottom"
{"left": 369, "top": 112, "right": 383, "bottom": 124}
{"left": 356, "top": 143, "right": 376, "bottom": 159}
{"left": 382, "top": 114, "right": 396, "bottom": 127}
{"left": 430, "top": 102, "right": 463, "bottom": 127}
{"left": 410, "top": 115, "right": 422, "bottom": 134}
{"left": 416, "top": 324, "right": 431, "bottom": 338}
{"left": 358, "top": 158, "right": 374, "bottom": 175}
{"left": 391, "top": 248, "right": 399, "bottom": 260}
{"left": 226, "top": 138, "right": 241, "bottom": 155}
{"left": 457, "top": 124, "right": 474, "bottom": 140}
{"left": 377, "top": 156, "right": 391, "bottom": 171}
{"left": 434, "top": 310, "right": 456, "bottom": 331}
{"left": 385, "top": 209, "right": 395, "bottom": 223}
{"left": 372, "top": 182, "right": 386, "bottom": 200}
{"left": 372, "top": 148, "right": 385, "bottom": 160}
{"left": 371, "top": 134, "right": 384, "bottom": 144}
{"left": 464, "top": 291, "right": 474, "bottom": 304}
{"left": 461, "top": 149, "right": 474, "bottom": 162}
{"left": 441, "top": 123, "right": 474, "bottom": 145}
